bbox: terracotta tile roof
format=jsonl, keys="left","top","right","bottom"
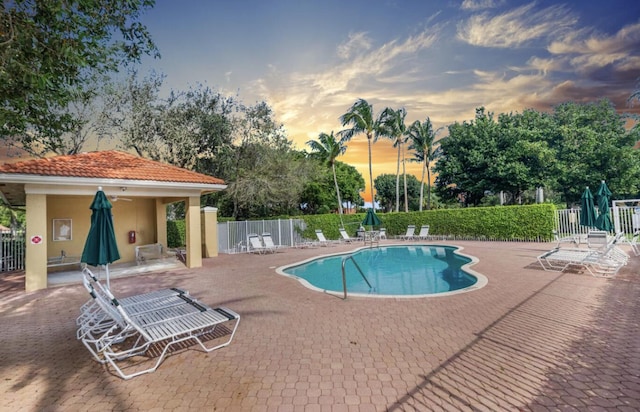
{"left": 0, "top": 150, "right": 225, "bottom": 185}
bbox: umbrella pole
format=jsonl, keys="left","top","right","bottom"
{"left": 105, "top": 264, "right": 110, "bottom": 290}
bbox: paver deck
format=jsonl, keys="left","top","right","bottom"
{"left": 1, "top": 240, "right": 638, "bottom": 411}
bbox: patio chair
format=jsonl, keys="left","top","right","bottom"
{"left": 396, "top": 225, "right": 416, "bottom": 241}
{"left": 587, "top": 230, "right": 609, "bottom": 250}
{"left": 315, "top": 229, "right": 334, "bottom": 246}
{"left": 537, "top": 243, "right": 627, "bottom": 277}
{"left": 79, "top": 272, "right": 240, "bottom": 379}
{"left": 553, "top": 230, "right": 578, "bottom": 248}
{"left": 338, "top": 228, "right": 357, "bottom": 243}
{"left": 261, "top": 232, "right": 285, "bottom": 252}
{"left": 416, "top": 225, "right": 430, "bottom": 240}
{"left": 631, "top": 230, "right": 640, "bottom": 256}
{"left": 77, "top": 268, "right": 197, "bottom": 353}
{"left": 77, "top": 268, "right": 190, "bottom": 338}
{"left": 378, "top": 228, "right": 387, "bottom": 240}
{"left": 248, "top": 233, "right": 275, "bottom": 254}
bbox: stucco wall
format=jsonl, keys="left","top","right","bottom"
{"left": 47, "top": 196, "right": 158, "bottom": 265}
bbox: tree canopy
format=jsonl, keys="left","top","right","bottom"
{"left": 434, "top": 101, "right": 640, "bottom": 207}
{"left": 375, "top": 173, "right": 421, "bottom": 212}
{"left": 1, "top": 0, "right": 158, "bottom": 156}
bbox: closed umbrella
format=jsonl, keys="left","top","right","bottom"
{"left": 579, "top": 186, "right": 597, "bottom": 228}
{"left": 361, "top": 208, "right": 381, "bottom": 228}
{"left": 595, "top": 180, "right": 613, "bottom": 232}
{"left": 81, "top": 188, "right": 120, "bottom": 290}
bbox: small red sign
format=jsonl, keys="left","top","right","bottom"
{"left": 31, "top": 235, "right": 43, "bottom": 245}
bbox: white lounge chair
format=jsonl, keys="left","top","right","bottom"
{"left": 378, "top": 228, "right": 387, "bottom": 240}
{"left": 537, "top": 243, "right": 627, "bottom": 277}
{"left": 338, "top": 228, "right": 357, "bottom": 243}
{"left": 416, "top": 225, "right": 430, "bottom": 240}
{"left": 77, "top": 268, "right": 190, "bottom": 339}
{"left": 79, "top": 270, "right": 240, "bottom": 379}
{"left": 553, "top": 230, "right": 578, "bottom": 247}
{"left": 315, "top": 229, "right": 333, "bottom": 246}
{"left": 631, "top": 231, "right": 640, "bottom": 256}
{"left": 397, "top": 225, "right": 416, "bottom": 241}
{"left": 261, "top": 232, "right": 285, "bottom": 252}
{"left": 587, "top": 230, "right": 609, "bottom": 250}
{"left": 248, "top": 233, "right": 275, "bottom": 254}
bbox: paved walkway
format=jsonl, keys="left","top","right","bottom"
{"left": 1, "top": 241, "right": 638, "bottom": 411}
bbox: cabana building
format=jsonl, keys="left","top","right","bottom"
{"left": 0, "top": 150, "right": 226, "bottom": 292}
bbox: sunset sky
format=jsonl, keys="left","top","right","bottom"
{"left": 34, "top": 1, "right": 640, "bottom": 202}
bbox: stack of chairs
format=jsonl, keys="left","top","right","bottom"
{"left": 537, "top": 233, "right": 629, "bottom": 277}
{"left": 77, "top": 267, "right": 240, "bottom": 379}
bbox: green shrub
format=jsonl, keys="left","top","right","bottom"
{"left": 167, "top": 220, "right": 186, "bottom": 247}
{"left": 296, "top": 204, "right": 556, "bottom": 241}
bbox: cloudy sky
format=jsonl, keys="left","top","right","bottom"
{"left": 139, "top": 0, "right": 640, "bottom": 201}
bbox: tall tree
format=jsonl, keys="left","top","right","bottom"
{"left": 374, "top": 173, "right": 421, "bottom": 212}
{"left": 299, "top": 161, "right": 365, "bottom": 216}
{"left": 1, "top": 0, "right": 158, "bottom": 156}
{"left": 30, "top": 73, "right": 119, "bottom": 156}
{"left": 549, "top": 99, "right": 640, "bottom": 204}
{"left": 111, "top": 75, "right": 236, "bottom": 172}
{"left": 434, "top": 108, "right": 499, "bottom": 206}
{"left": 306, "top": 131, "right": 348, "bottom": 226}
{"left": 339, "top": 99, "right": 382, "bottom": 208}
{"left": 490, "top": 110, "right": 557, "bottom": 204}
{"left": 379, "top": 107, "right": 409, "bottom": 212}
{"left": 408, "top": 117, "right": 438, "bottom": 211}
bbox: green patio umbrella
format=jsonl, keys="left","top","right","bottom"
{"left": 595, "top": 180, "right": 613, "bottom": 232}
{"left": 362, "top": 208, "right": 381, "bottom": 228}
{"left": 81, "top": 188, "right": 120, "bottom": 289}
{"left": 579, "top": 186, "right": 597, "bottom": 228}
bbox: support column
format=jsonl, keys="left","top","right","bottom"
{"left": 25, "top": 193, "right": 48, "bottom": 291}
{"left": 156, "top": 199, "right": 167, "bottom": 247}
{"left": 201, "top": 207, "right": 219, "bottom": 258}
{"left": 185, "top": 196, "right": 202, "bottom": 268}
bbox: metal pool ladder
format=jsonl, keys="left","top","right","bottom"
{"left": 341, "top": 255, "right": 373, "bottom": 299}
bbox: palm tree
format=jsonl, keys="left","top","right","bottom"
{"left": 408, "top": 117, "right": 438, "bottom": 211}
{"left": 339, "top": 99, "right": 381, "bottom": 208}
{"left": 378, "top": 107, "right": 409, "bottom": 212}
{"left": 306, "top": 131, "right": 347, "bottom": 226}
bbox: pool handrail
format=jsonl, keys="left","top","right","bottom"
{"left": 341, "top": 255, "right": 372, "bottom": 299}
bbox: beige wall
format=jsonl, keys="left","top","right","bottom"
{"left": 25, "top": 193, "right": 48, "bottom": 291}
{"left": 46, "top": 196, "right": 158, "bottom": 265}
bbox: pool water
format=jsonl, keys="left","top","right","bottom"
{"left": 278, "top": 245, "right": 486, "bottom": 297}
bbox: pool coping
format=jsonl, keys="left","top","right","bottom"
{"left": 275, "top": 243, "right": 488, "bottom": 299}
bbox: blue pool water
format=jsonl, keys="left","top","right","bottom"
{"left": 278, "top": 245, "right": 485, "bottom": 297}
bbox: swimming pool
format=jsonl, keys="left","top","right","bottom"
{"left": 276, "top": 245, "right": 487, "bottom": 298}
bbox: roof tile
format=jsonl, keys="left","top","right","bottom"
{"left": 0, "top": 150, "right": 225, "bottom": 185}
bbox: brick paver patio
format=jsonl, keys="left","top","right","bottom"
{"left": 1, "top": 240, "right": 638, "bottom": 411}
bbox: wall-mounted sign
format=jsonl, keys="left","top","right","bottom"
{"left": 53, "top": 219, "right": 72, "bottom": 241}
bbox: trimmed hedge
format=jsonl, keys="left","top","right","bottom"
{"left": 167, "top": 220, "right": 186, "bottom": 248}
{"left": 168, "top": 204, "right": 557, "bottom": 246}
{"left": 298, "top": 204, "right": 556, "bottom": 242}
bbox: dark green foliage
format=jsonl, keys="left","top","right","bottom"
{"left": 434, "top": 102, "right": 640, "bottom": 206}
{"left": 1, "top": 0, "right": 158, "bottom": 155}
{"left": 375, "top": 174, "right": 421, "bottom": 212}
{"left": 298, "top": 213, "right": 377, "bottom": 241}
{"left": 167, "top": 220, "right": 186, "bottom": 248}
{"left": 411, "top": 204, "right": 556, "bottom": 241}
{"left": 0, "top": 205, "right": 25, "bottom": 229}
{"left": 297, "top": 204, "right": 556, "bottom": 242}
{"left": 299, "top": 161, "right": 365, "bottom": 216}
